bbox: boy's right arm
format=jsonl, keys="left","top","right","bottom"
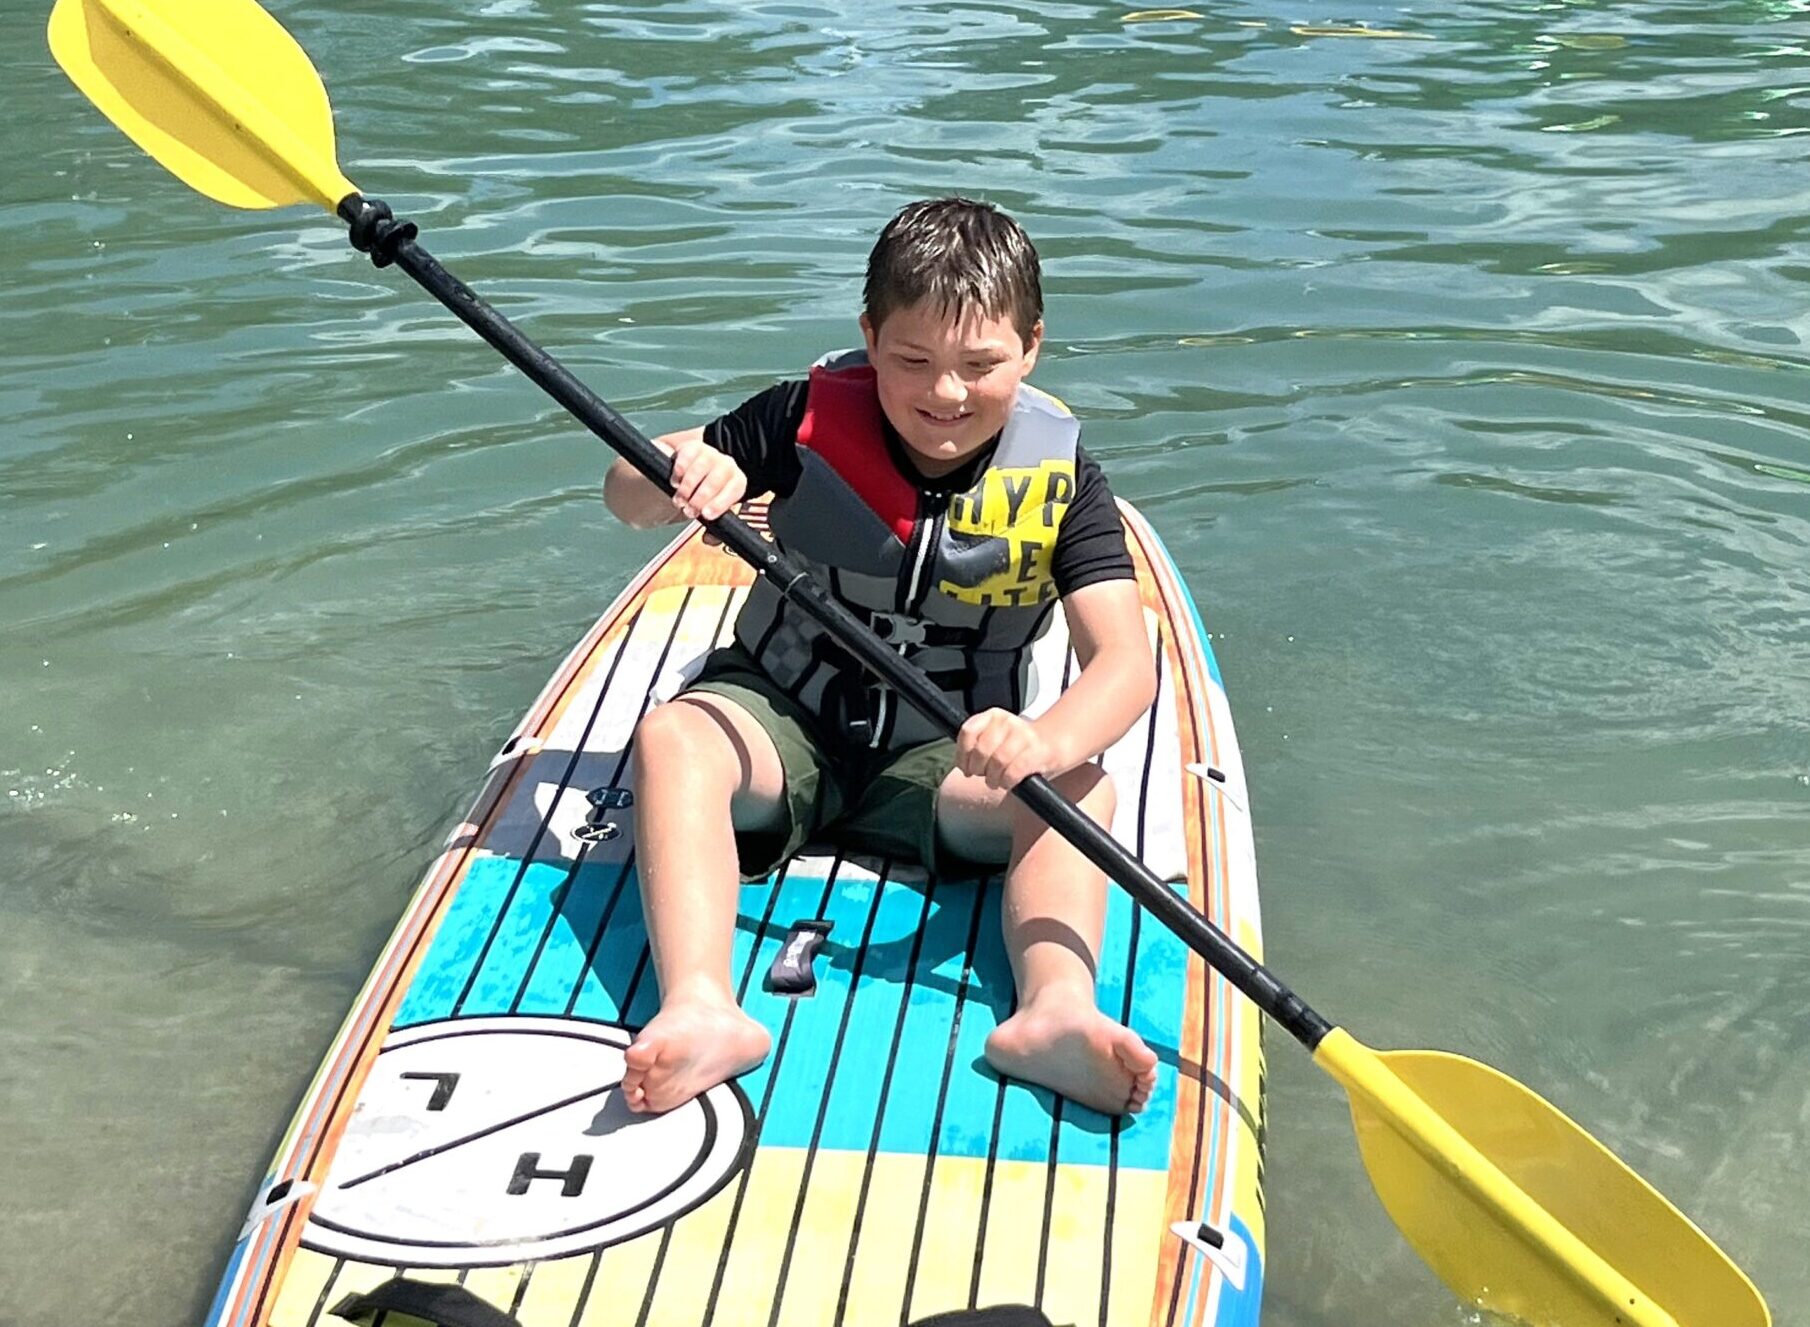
{"left": 604, "top": 427, "right": 749, "bottom": 529}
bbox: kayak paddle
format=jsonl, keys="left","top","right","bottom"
{"left": 47, "top": 2, "right": 1772, "bottom": 1324}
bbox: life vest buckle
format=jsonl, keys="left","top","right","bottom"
{"left": 868, "top": 612, "right": 928, "bottom": 647}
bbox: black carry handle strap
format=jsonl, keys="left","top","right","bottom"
{"left": 332, "top": 1277, "right": 522, "bottom": 1327}
{"left": 767, "top": 917, "right": 833, "bottom": 996}
{"left": 910, "top": 1308, "right": 1060, "bottom": 1327}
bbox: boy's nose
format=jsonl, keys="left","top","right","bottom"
{"left": 932, "top": 370, "right": 967, "bottom": 402}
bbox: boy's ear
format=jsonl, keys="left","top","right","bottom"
{"left": 1021, "top": 319, "right": 1044, "bottom": 372}
{"left": 859, "top": 312, "right": 879, "bottom": 356}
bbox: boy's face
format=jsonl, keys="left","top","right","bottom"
{"left": 860, "top": 298, "right": 1042, "bottom": 477}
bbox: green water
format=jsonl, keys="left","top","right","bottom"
{"left": 4, "top": 2, "right": 1807, "bottom": 1323}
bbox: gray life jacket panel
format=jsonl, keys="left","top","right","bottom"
{"left": 732, "top": 348, "right": 1081, "bottom": 751}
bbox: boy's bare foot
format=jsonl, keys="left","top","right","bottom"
{"left": 984, "top": 991, "right": 1160, "bottom": 1116}
{"left": 620, "top": 998, "right": 771, "bottom": 1114}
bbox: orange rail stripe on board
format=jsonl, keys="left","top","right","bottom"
{"left": 1166, "top": 528, "right": 1235, "bottom": 1318}
{"left": 1153, "top": 621, "right": 1209, "bottom": 1325}
{"left": 1141, "top": 512, "right": 1244, "bottom": 1327}
{"left": 1122, "top": 515, "right": 1214, "bottom": 1327}
{"left": 1121, "top": 506, "right": 1248, "bottom": 1327}
{"left": 1134, "top": 514, "right": 1225, "bottom": 1327}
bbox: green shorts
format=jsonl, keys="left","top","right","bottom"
{"left": 682, "top": 642, "right": 996, "bottom": 880}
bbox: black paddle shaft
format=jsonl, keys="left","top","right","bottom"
{"left": 337, "top": 194, "right": 1334, "bottom": 1053}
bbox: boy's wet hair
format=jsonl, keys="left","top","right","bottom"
{"left": 864, "top": 198, "right": 1043, "bottom": 344}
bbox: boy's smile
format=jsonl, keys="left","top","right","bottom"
{"left": 861, "top": 298, "right": 1043, "bottom": 479}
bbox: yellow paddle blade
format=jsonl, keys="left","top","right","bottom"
{"left": 1315, "top": 1029, "right": 1769, "bottom": 1327}
{"left": 48, "top": 0, "right": 356, "bottom": 211}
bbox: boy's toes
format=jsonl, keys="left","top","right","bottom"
{"left": 1126, "top": 1066, "right": 1157, "bottom": 1113}
{"left": 1111, "top": 1026, "right": 1159, "bottom": 1076}
{"left": 624, "top": 1035, "right": 661, "bottom": 1074}
{"left": 620, "top": 1033, "right": 666, "bottom": 1113}
{"left": 617, "top": 1001, "right": 772, "bottom": 1115}
{"left": 985, "top": 1001, "right": 1159, "bottom": 1117}
{"left": 1110, "top": 1027, "right": 1159, "bottom": 1113}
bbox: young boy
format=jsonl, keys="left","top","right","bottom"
{"left": 602, "top": 198, "right": 1159, "bottom": 1117}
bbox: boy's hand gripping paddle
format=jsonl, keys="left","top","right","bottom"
{"left": 48, "top": 3, "right": 1771, "bottom": 1324}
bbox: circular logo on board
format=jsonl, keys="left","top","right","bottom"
{"left": 304, "top": 1016, "right": 752, "bottom": 1266}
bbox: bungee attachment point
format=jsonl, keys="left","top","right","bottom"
{"left": 576, "top": 785, "right": 633, "bottom": 844}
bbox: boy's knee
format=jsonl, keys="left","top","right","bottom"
{"left": 1064, "top": 765, "right": 1116, "bottom": 820}
{"left": 635, "top": 700, "right": 691, "bottom": 753}
{"left": 1014, "top": 764, "right": 1115, "bottom": 830}
{"left": 634, "top": 701, "right": 732, "bottom": 788}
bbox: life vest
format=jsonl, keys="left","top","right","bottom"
{"left": 733, "top": 348, "right": 1080, "bottom": 752}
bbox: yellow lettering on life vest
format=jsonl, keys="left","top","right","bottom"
{"left": 937, "top": 460, "right": 1076, "bottom": 607}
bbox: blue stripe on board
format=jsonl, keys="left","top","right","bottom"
{"left": 458, "top": 861, "right": 572, "bottom": 1016}
{"left": 393, "top": 856, "right": 519, "bottom": 1027}
{"left": 870, "top": 877, "right": 985, "bottom": 1156}
{"left": 734, "top": 867, "right": 849, "bottom": 1105}
{"left": 569, "top": 864, "right": 652, "bottom": 1025}
{"left": 621, "top": 945, "right": 664, "bottom": 1028}
{"left": 392, "top": 858, "right": 1184, "bottom": 1169}
{"left": 1047, "top": 852, "right": 1139, "bottom": 1165}
{"left": 810, "top": 873, "right": 938, "bottom": 1142}
{"left": 1218, "top": 1213, "right": 1266, "bottom": 1327}
{"left": 734, "top": 867, "right": 886, "bottom": 1143}
{"left": 952, "top": 885, "right": 1045, "bottom": 1164}
{"left": 1110, "top": 880, "right": 1195, "bottom": 1171}
{"left": 513, "top": 858, "right": 630, "bottom": 1015}
{"left": 933, "top": 883, "right": 1020, "bottom": 1165}
{"left": 718, "top": 871, "right": 1182, "bottom": 1170}
{"left": 201, "top": 1231, "right": 248, "bottom": 1327}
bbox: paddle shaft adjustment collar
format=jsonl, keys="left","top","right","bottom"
{"left": 339, "top": 195, "right": 417, "bottom": 268}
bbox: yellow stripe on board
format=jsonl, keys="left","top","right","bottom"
{"left": 391, "top": 1265, "right": 461, "bottom": 1287}
{"left": 631, "top": 1157, "right": 754, "bottom": 1327}
{"left": 1233, "top": 916, "right": 1270, "bottom": 1263}
{"left": 512, "top": 1253, "right": 592, "bottom": 1327}
{"left": 903, "top": 1154, "right": 987, "bottom": 1322}
{"left": 704, "top": 1146, "right": 810, "bottom": 1317}
{"left": 572, "top": 1229, "right": 664, "bottom": 1327}
{"left": 1036, "top": 1162, "right": 1110, "bottom": 1314}
{"left": 972, "top": 1161, "right": 1057, "bottom": 1310}
{"left": 310, "top": 1260, "right": 396, "bottom": 1323}
{"left": 763, "top": 1150, "right": 864, "bottom": 1323}
{"left": 796, "top": 1155, "right": 1175, "bottom": 1326}
{"left": 267, "top": 1245, "right": 337, "bottom": 1326}
{"left": 1107, "top": 1171, "right": 1172, "bottom": 1326}
{"left": 462, "top": 1264, "right": 526, "bottom": 1318}
{"left": 839, "top": 1152, "right": 929, "bottom": 1325}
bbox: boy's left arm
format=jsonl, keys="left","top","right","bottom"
{"left": 956, "top": 578, "right": 1156, "bottom": 789}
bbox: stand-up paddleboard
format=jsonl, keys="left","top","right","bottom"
{"left": 205, "top": 499, "right": 1265, "bottom": 1327}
